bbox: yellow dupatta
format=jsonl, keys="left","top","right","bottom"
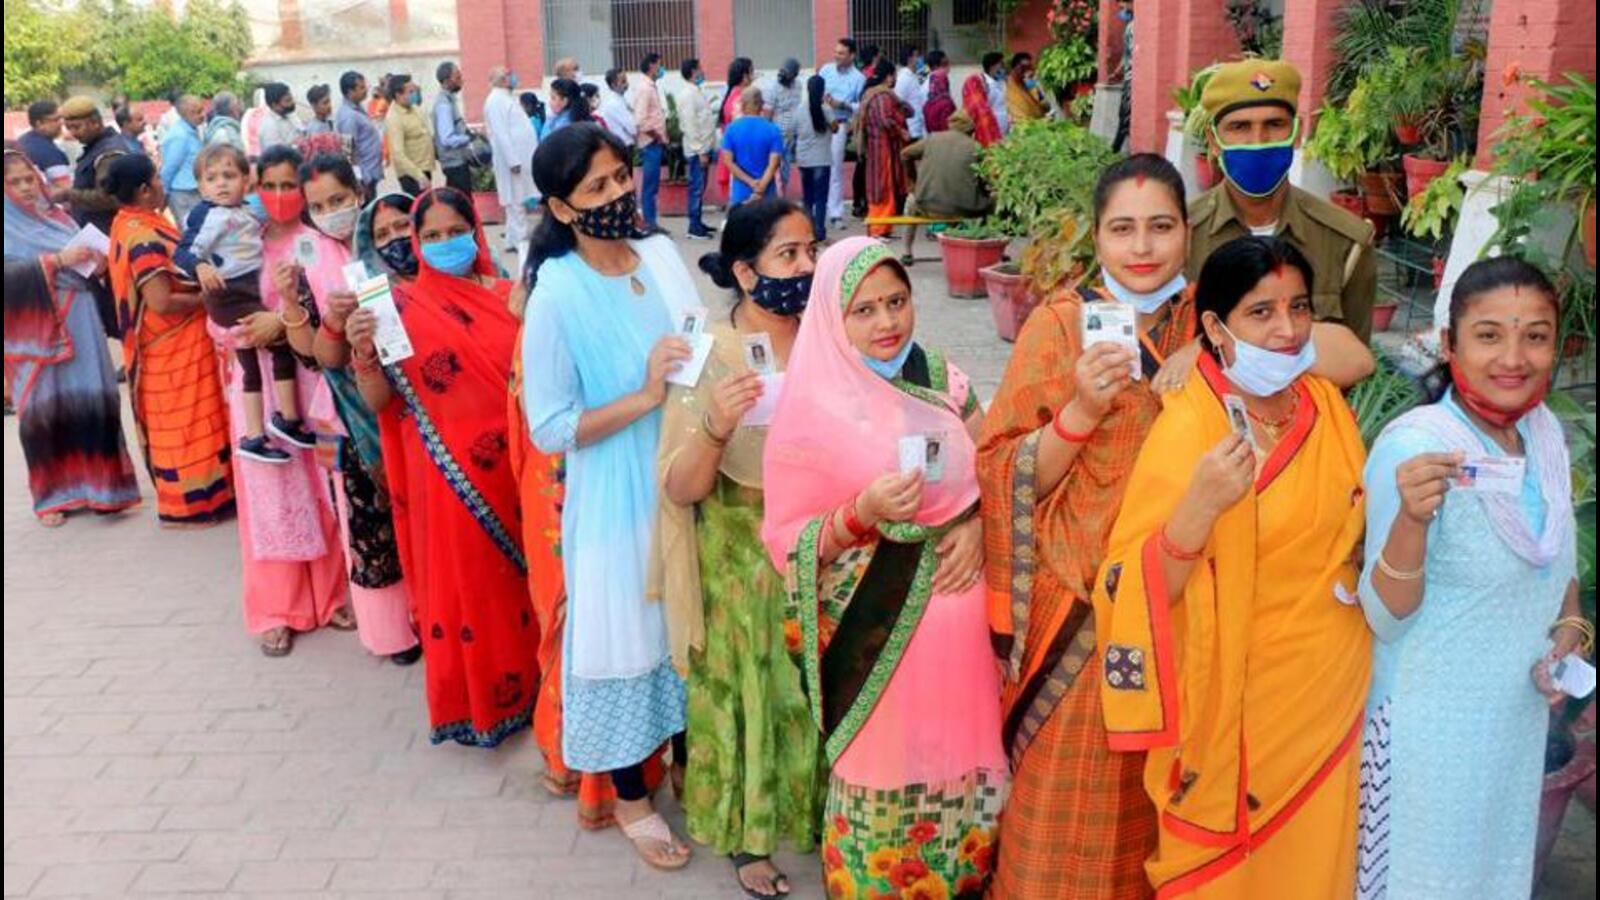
{"left": 1006, "top": 76, "right": 1047, "bottom": 123}
{"left": 1092, "top": 353, "right": 1371, "bottom": 895}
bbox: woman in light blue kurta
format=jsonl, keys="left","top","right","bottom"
{"left": 1355, "top": 258, "right": 1583, "bottom": 899}
{"left": 519, "top": 124, "right": 698, "bottom": 871}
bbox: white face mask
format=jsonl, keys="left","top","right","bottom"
{"left": 311, "top": 205, "right": 360, "bottom": 241}
{"left": 1216, "top": 321, "right": 1317, "bottom": 397}
{"left": 1103, "top": 271, "right": 1187, "bottom": 315}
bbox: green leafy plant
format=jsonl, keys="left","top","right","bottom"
{"left": 1401, "top": 157, "right": 1469, "bottom": 240}
{"left": 943, "top": 217, "right": 1009, "bottom": 240}
{"left": 1347, "top": 355, "right": 1427, "bottom": 447}
{"left": 1173, "top": 64, "right": 1221, "bottom": 145}
{"left": 1224, "top": 0, "right": 1282, "bottom": 58}
{"left": 1036, "top": 38, "right": 1097, "bottom": 96}
{"left": 1328, "top": 0, "right": 1477, "bottom": 104}
{"left": 1020, "top": 211, "right": 1095, "bottom": 296}
{"left": 1549, "top": 389, "right": 1597, "bottom": 640}
{"left": 976, "top": 118, "right": 1118, "bottom": 241}
{"left": 470, "top": 164, "right": 496, "bottom": 194}
{"left": 1304, "top": 86, "right": 1395, "bottom": 183}
{"left": 1363, "top": 45, "right": 1481, "bottom": 160}
{"left": 1490, "top": 73, "right": 1597, "bottom": 257}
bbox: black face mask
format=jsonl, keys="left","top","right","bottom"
{"left": 749, "top": 271, "right": 812, "bottom": 317}
{"left": 569, "top": 191, "right": 642, "bottom": 240}
{"left": 376, "top": 238, "right": 419, "bottom": 277}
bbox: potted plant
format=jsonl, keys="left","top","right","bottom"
{"left": 469, "top": 165, "right": 503, "bottom": 225}
{"left": 938, "top": 220, "right": 1011, "bottom": 299}
{"left": 1369, "top": 47, "right": 1480, "bottom": 198}
{"left": 1036, "top": 0, "right": 1099, "bottom": 102}
{"left": 1305, "top": 97, "right": 1394, "bottom": 223}
{"left": 1173, "top": 64, "right": 1222, "bottom": 189}
{"left": 1347, "top": 355, "right": 1426, "bottom": 446}
{"left": 1395, "top": 156, "right": 1469, "bottom": 327}
{"left": 967, "top": 119, "right": 1116, "bottom": 334}
{"left": 656, "top": 93, "right": 690, "bottom": 217}
{"left": 1490, "top": 73, "right": 1597, "bottom": 269}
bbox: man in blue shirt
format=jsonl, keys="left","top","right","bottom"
{"left": 720, "top": 89, "right": 786, "bottom": 206}
{"left": 819, "top": 37, "right": 865, "bottom": 228}
{"left": 159, "top": 95, "right": 207, "bottom": 227}
{"left": 431, "top": 61, "right": 475, "bottom": 195}
{"left": 335, "top": 70, "right": 384, "bottom": 200}
{"left": 18, "top": 101, "right": 72, "bottom": 190}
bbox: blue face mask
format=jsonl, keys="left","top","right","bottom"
{"left": 1214, "top": 118, "right": 1299, "bottom": 199}
{"left": 419, "top": 232, "right": 479, "bottom": 276}
{"left": 1103, "top": 270, "right": 1187, "bottom": 315}
{"left": 1216, "top": 321, "right": 1317, "bottom": 397}
{"left": 861, "top": 339, "right": 915, "bottom": 380}
{"left": 1024, "top": 78, "right": 1039, "bottom": 91}
{"left": 652, "top": 68, "right": 664, "bottom": 82}
{"left": 409, "top": 88, "right": 423, "bottom": 105}
{"left": 508, "top": 73, "right": 520, "bottom": 89}
{"left": 1117, "top": 7, "right": 1133, "bottom": 22}
{"left": 694, "top": 73, "right": 706, "bottom": 87}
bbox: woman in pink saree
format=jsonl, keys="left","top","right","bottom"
{"left": 762, "top": 237, "right": 1006, "bottom": 899}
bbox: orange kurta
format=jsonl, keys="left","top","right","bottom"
{"left": 1093, "top": 354, "right": 1371, "bottom": 898}
{"left": 978, "top": 285, "right": 1193, "bottom": 899}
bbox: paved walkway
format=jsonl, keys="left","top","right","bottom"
{"left": 4, "top": 222, "right": 1594, "bottom": 898}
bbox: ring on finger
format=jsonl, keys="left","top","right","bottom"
{"left": 1095, "top": 377, "right": 1111, "bottom": 390}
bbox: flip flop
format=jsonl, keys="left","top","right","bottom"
{"left": 327, "top": 606, "right": 358, "bottom": 631}
{"left": 732, "top": 853, "right": 791, "bottom": 899}
{"left": 38, "top": 512, "right": 66, "bottom": 528}
{"left": 619, "top": 812, "right": 691, "bottom": 871}
{"left": 260, "top": 627, "right": 294, "bottom": 657}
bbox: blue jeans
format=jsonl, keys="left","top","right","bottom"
{"left": 639, "top": 143, "right": 665, "bottom": 227}
{"left": 799, "top": 166, "right": 829, "bottom": 241}
{"left": 686, "top": 153, "right": 709, "bottom": 234}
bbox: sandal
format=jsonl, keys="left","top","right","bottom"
{"left": 260, "top": 627, "right": 294, "bottom": 657}
{"left": 619, "top": 812, "right": 691, "bottom": 871}
{"left": 38, "top": 512, "right": 66, "bottom": 528}
{"left": 732, "top": 853, "right": 791, "bottom": 899}
{"left": 327, "top": 606, "right": 358, "bottom": 631}
{"left": 541, "top": 770, "right": 580, "bottom": 797}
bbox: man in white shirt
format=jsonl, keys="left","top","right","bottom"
{"left": 483, "top": 66, "right": 540, "bottom": 253}
{"left": 894, "top": 46, "right": 928, "bottom": 140}
{"left": 981, "top": 52, "right": 1010, "bottom": 136}
{"left": 256, "top": 82, "right": 304, "bottom": 151}
{"left": 601, "top": 68, "right": 639, "bottom": 145}
{"left": 674, "top": 57, "right": 718, "bottom": 239}
{"left": 820, "top": 38, "right": 866, "bottom": 226}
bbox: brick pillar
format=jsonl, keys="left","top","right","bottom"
{"left": 387, "top": 0, "right": 411, "bottom": 45}
{"left": 507, "top": 0, "right": 544, "bottom": 90}
{"left": 1098, "top": 0, "right": 1124, "bottom": 84}
{"left": 1476, "top": 0, "right": 1596, "bottom": 165}
{"left": 278, "top": 0, "right": 304, "bottom": 51}
{"left": 456, "top": 0, "right": 507, "bottom": 120}
{"left": 1129, "top": 0, "right": 1237, "bottom": 153}
{"left": 699, "top": 0, "right": 736, "bottom": 78}
{"left": 1278, "top": 0, "right": 1342, "bottom": 132}
{"left": 814, "top": 0, "right": 850, "bottom": 71}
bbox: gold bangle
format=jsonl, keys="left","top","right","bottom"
{"left": 1552, "top": 616, "right": 1596, "bottom": 656}
{"left": 279, "top": 306, "right": 312, "bottom": 329}
{"left": 1376, "top": 551, "right": 1425, "bottom": 582}
{"left": 699, "top": 411, "right": 731, "bottom": 447}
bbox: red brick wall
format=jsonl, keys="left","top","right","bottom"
{"left": 699, "top": 0, "right": 737, "bottom": 78}
{"left": 1129, "top": 0, "right": 1237, "bottom": 153}
{"left": 814, "top": 0, "right": 850, "bottom": 71}
{"left": 1476, "top": 0, "right": 1596, "bottom": 165}
{"left": 1278, "top": 0, "right": 1342, "bottom": 133}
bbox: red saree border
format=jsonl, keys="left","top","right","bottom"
{"left": 1106, "top": 534, "right": 1181, "bottom": 752}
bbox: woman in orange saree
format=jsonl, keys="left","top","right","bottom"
{"left": 979, "top": 155, "right": 1195, "bottom": 899}
{"left": 1093, "top": 236, "right": 1370, "bottom": 898}
{"left": 104, "top": 155, "right": 234, "bottom": 526}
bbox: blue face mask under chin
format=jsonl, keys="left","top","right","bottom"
{"left": 420, "top": 232, "right": 479, "bottom": 276}
{"left": 861, "top": 339, "right": 915, "bottom": 380}
{"left": 1214, "top": 117, "right": 1300, "bottom": 199}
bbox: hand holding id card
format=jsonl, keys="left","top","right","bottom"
{"left": 666, "top": 307, "right": 714, "bottom": 388}
{"left": 896, "top": 431, "right": 946, "bottom": 483}
{"left": 355, "top": 274, "right": 413, "bottom": 365}
{"left": 1081, "top": 301, "right": 1141, "bottom": 380}
{"left": 1454, "top": 455, "right": 1525, "bottom": 495}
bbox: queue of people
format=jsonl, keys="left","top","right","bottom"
{"left": 3, "top": 51, "right": 1589, "bottom": 900}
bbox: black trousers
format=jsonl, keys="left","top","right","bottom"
{"left": 442, "top": 165, "right": 472, "bottom": 195}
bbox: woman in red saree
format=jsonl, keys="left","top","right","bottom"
{"left": 961, "top": 74, "right": 1003, "bottom": 147}
{"left": 346, "top": 187, "right": 539, "bottom": 747}
{"left": 856, "top": 59, "right": 911, "bottom": 239}
{"left": 923, "top": 69, "right": 956, "bottom": 134}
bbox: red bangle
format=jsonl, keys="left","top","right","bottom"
{"left": 1052, "top": 409, "right": 1094, "bottom": 443}
{"left": 319, "top": 321, "right": 347, "bottom": 343}
{"left": 1158, "top": 525, "right": 1203, "bottom": 562}
{"left": 840, "top": 498, "right": 873, "bottom": 541}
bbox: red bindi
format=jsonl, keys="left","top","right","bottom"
{"left": 1133, "top": 173, "right": 1147, "bottom": 187}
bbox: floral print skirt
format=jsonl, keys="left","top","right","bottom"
{"left": 822, "top": 768, "right": 1005, "bottom": 899}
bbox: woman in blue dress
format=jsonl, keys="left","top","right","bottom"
{"left": 1356, "top": 257, "right": 1586, "bottom": 898}
{"left": 520, "top": 123, "right": 697, "bottom": 872}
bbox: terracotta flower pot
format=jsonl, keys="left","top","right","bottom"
{"left": 980, "top": 263, "right": 1039, "bottom": 342}
{"left": 1330, "top": 189, "right": 1365, "bottom": 218}
{"left": 1403, "top": 154, "right": 1452, "bottom": 199}
{"left": 1360, "top": 171, "right": 1403, "bottom": 217}
{"left": 938, "top": 234, "right": 1009, "bottom": 299}
{"left": 1536, "top": 726, "right": 1597, "bottom": 883}
{"left": 1194, "top": 153, "right": 1222, "bottom": 190}
{"left": 1394, "top": 119, "right": 1421, "bottom": 146}
{"left": 1583, "top": 202, "right": 1596, "bottom": 268}
{"left": 656, "top": 181, "right": 688, "bottom": 217}
{"left": 472, "top": 191, "right": 504, "bottom": 225}
{"left": 1371, "top": 303, "right": 1399, "bottom": 332}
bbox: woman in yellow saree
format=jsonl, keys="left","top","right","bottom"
{"left": 1093, "top": 236, "right": 1370, "bottom": 898}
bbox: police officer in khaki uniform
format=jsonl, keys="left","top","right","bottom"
{"left": 1186, "top": 60, "right": 1377, "bottom": 341}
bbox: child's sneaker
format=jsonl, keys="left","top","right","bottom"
{"left": 268, "top": 413, "right": 318, "bottom": 450}
{"left": 238, "top": 435, "right": 291, "bottom": 464}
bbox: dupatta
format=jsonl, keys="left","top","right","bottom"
{"left": 3, "top": 151, "right": 84, "bottom": 410}
{"left": 382, "top": 189, "right": 526, "bottom": 574}
{"left": 1005, "top": 74, "right": 1047, "bottom": 123}
{"left": 762, "top": 237, "right": 978, "bottom": 763}
{"left": 923, "top": 71, "right": 955, "bottom": 133}
{"left": 857, "top": 88, "right": 910, "bottom": 205}
{"left": 961, "top": 75, "right": 1003, "bottom": 147}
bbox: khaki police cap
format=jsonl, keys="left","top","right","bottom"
{"left": 1200, "top": 60, "right": 1301, "bottom": 122}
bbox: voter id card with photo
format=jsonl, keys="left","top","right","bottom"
{"left": 1455, "top": 455, "right": 1525, "bottom": 495}
{"left": 1081, "top": 301, "right": 1141, "bottom": 380}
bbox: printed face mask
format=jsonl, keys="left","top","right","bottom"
{"left": 568, "top": 191, "right": 640, "bottom": 240}
{"left": 419, "top": 232, "right": 479, "bottom": 275}
{"left": 750, "top": 271, "right": 812, "bottom": 316}
{"left": 311, "top": 204, "right": 359, "bottom": 241}
{"left": 1214, "top": 118, "right": 1300, "bottom": 199}
{"left": 376, "top": 237, "right": 419, "bottom": 277}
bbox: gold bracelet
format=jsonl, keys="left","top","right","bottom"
{"left": 699, "top": 411, "right": 731, "bottom": 447}
{"left": 279, "top": 306, "right": 312, "bottom": 329}
{"left": 1376, "top": 551, "right": 1424, "bottom": 582}
{"left": 1551, "top": 616, "right": 1596, "bottom": 656}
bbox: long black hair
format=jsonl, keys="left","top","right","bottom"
{"left": 864, "top": 57, "right": 894, "bottom": 90}
{"left": 523, "top": 123, "right": 643, "bottom": 289}
{"left": 804, "top": 75, "right": 829, "bottom": 135}
{"left": 104, "top": 152, "right": 157, "bottom": 205}
{"left": 520, "top": 91, "right": 545, "bottom": 121}
{"left": 697, "top": 196, "right": 806, "bottom": 306}
{"left": 1092, "top": 153, "right": 1187, "bottom": 227}
{"left": 1194, "top": 236, "right": 1315, "bottom": 352}
{"left": 721, "top": 57, "right": 755, "bottom": 126}
{"left": 549, "top": 79, "right": 590, "bottom": 122}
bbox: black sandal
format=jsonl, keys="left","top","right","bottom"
{"left": 731, "top": 853, "right": 790, "bottom": 899}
